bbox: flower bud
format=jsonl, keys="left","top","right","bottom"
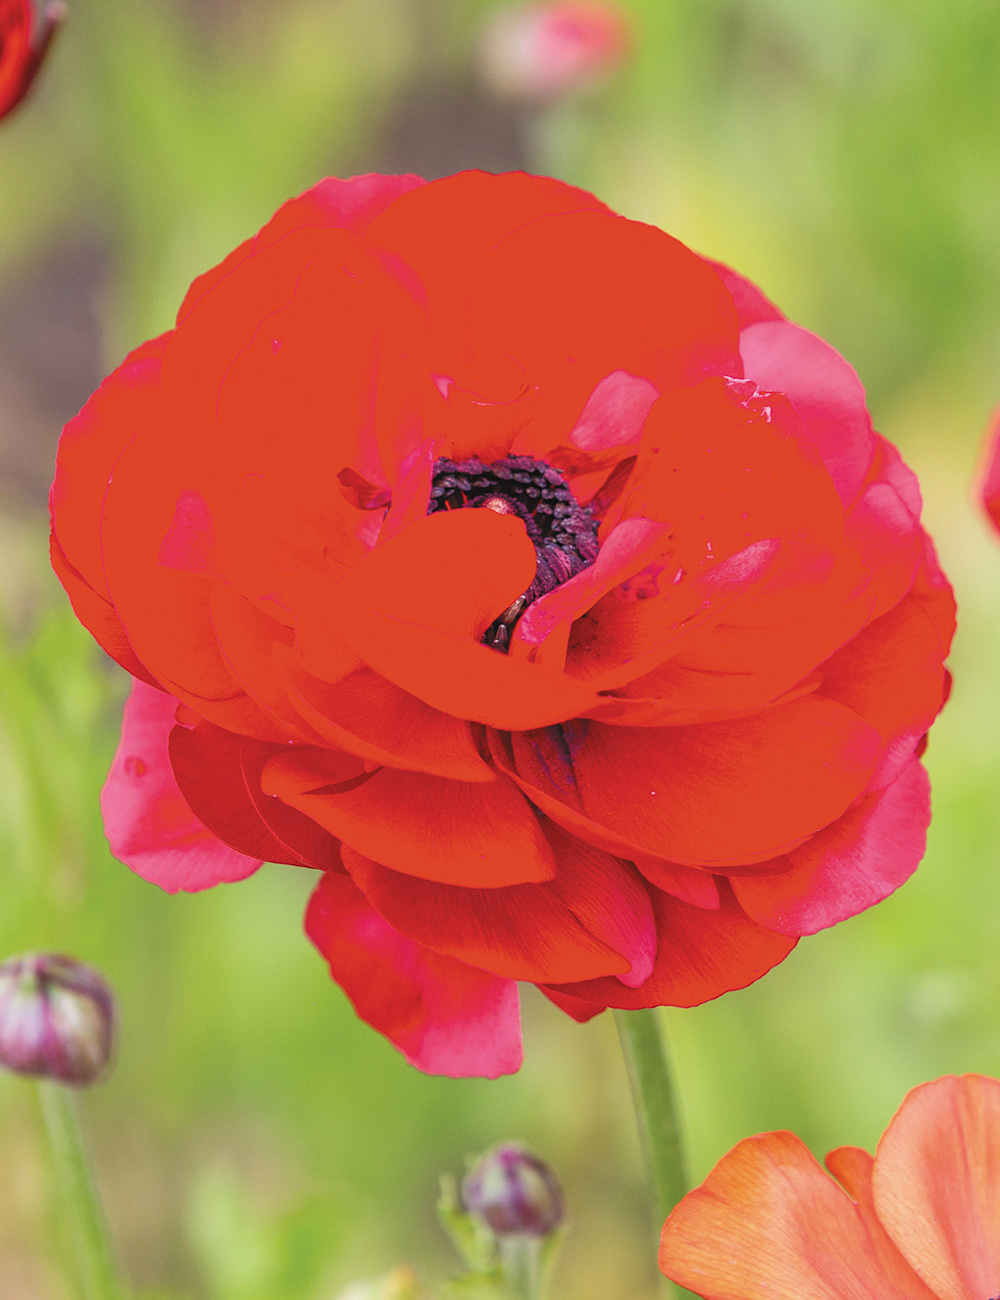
{"left": 462, "top": 1143, "right": 565, "bottom": 1238}
{"left": 0, "top": 953, "right": 116, "bottom": 1086}
{"left": 479, "top": 2, "right": 630, "bottom": 102}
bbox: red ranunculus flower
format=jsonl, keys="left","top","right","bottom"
{"left": 659, "top": 1074, "right": 1000, "bottom": 1300}
{"left": 50, "top": 172, "right": 955, "bottom": 1076}
{"left": 0, "top": 0, "right": 63, "bottom": 122}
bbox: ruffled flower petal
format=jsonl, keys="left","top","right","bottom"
{"left": 101, "top": 681, "right": 262, "bottom": 892}
{"left": 659, "top": 1130, "right": 931, "bottom": 1300}
{"left": 305, "top": 869, "right": 523, "bottom": 1078}
{"left": 732, "top": 758, "right": 930, "bottom": 936}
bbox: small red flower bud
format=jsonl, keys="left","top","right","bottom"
{"left": 0, "top": 953, "right": 116, "bottom": 1086}
{"left": 462, "top": 1143, "right": 565, "bottom": 1238}
{"left": 0, "top": 0, "right": 66, "bottom": 123}
{"left": 479, "top": 2, "right": 630, "bottom": 102}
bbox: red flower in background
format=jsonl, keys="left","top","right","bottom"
{"left": 480, "top": 2, "right": 630, "bottom": 101}
{"left": 50, "top": 171, "right": 954, "bottom": 1076}
{"left": 659, "top": 1075, "right": 1000, "bottom": 1300}
{"left": 978, "top": 406, "right": 1000, "bottom": 537}
{"left": 0, "top": 0, "right": 63, "bottom": 122}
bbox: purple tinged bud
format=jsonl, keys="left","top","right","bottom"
{"left": 462, "top": 1143, "right": 565, "bottom": 1238}
{"left": 0, "top": 953, "right": 116, "bottom": 1087}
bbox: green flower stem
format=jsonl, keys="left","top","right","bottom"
{"left": 36, "top": 1080, "right": 127, "bottom": 1300}
{"left": 497, "top": 1235, "right": 544, "bottom": 1300}
{"left": 614, "top": 1009, "right": 693, "bottom": 1299}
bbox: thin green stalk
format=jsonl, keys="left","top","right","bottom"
{"left": 498, "top": 1236, "right": 544, "bottom": 1300}
{"left": 36, "top": 1080, "right": 127, "bottom": 1300}
{"left": 614, "top": 1008, "right": 694, "bottom": 1299}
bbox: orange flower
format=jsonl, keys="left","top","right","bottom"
{"left": 660, "top": 1074, "right": 1000, "bottom": 1300}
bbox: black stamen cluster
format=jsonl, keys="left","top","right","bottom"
{"left": 428, "top": 455, "right": 600, "bottom": 652}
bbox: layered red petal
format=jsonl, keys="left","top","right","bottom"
{"left": 262, "top": 747, "right": 555, "bottom": 888}
{"left": 305, "top": 870, "right": 522, "bottom": 1078}
{"left": 549, "top": 885, "right": 795, "bottom": 1010}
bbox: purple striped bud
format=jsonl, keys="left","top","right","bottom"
{"left": 0, "top": 953, "right": 116, "bottom": 1086}
{"left": 462, "top": 1143, "right": 565, "bottom": 1238}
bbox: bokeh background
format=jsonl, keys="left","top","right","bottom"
{"left": 1, "top": 0, "right": 999, "bottom": 1296}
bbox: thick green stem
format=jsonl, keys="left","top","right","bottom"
{"left": 36, "top": 1080, "right": 127, "bottom": 1300}
{"left": 614, "top": 1008, "right": 692, "bottom": 1299}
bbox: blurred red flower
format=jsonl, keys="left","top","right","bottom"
{"left": 0, "top": 0, "right": 63, "bottom": 122}
{"left": 480, "top": 2, "right": 629, "bottom": 101}
{"left": 978, "top": 406, "right": 1000, "bottom": 536}
{"left": 660, "top": 1074, "right": 1000, "bottom": 1300}
{"left": 50, "top": 172, "right": 954, "bottom": 1076}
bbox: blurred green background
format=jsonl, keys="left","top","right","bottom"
{"left": 1, "top": 0, "right": 999, "bottom": 1296}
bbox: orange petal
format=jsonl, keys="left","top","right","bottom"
{"left": 872, "top": 1074, "right": 1000, "bottom": 1300}
{"left": 659, "top": 1131, "right": 932, "bottom": 1300}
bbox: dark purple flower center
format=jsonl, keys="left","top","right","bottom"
{"left": 428, "top": 454, "right": 599, "bottom": 651}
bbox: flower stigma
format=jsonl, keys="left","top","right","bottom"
{"left": 428, "top": 454, "right": 599, "bottom": 651}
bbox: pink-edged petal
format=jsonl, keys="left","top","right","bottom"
{"left": 817, "top": 579, "right": 953, "bottom": 791}
{"left": 872, "top": 1075, "right": 1000, "bottom": 1300}
{"left": 739, "top": 319, "right": 876, "bottom": 506}
{"left": 704, "top": 258, "right": 784, "bottom": 329}
{"left": 844, "top": 478, "right": 923, "bottom": 623}
{"left": 659, "top": 1130, "right": 932, "bottom": 1300}
{"left": 101, "top": 680, "right": 261, "bottom": 892}
{"left": 510, "top": 516, "right": 673, "bottom": 669}
{"left": 569, "top": 370, "right": 659, "bottom": 454}
{"left": 305, "top": 870, "right": 522, "bottom": 1078}
{"left": 732, "top": 758, "right": 930, "bottom": 936}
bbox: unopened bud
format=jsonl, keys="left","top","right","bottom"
{"left": 462, "top": 1143, "right": 565, "bottom": 1238}
{"left": 0, "top": 953, "right": 116, "bottom": 1086}
{"left": 479, "top": 2, "right": 630, "bottom": 102}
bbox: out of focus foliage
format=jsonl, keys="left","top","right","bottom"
{"left": 0, "top": 1, "right": 998, "bottom": 1297}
